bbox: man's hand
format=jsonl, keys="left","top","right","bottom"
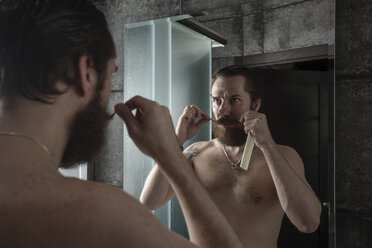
{"left": 175, "top": 105, "right": 210, "bottom": 145}
{"left": 240, "top": 111, "right": 275, "bottom": 149}
{"left": 115, "top": 96, "right": 180, "bottom": 162}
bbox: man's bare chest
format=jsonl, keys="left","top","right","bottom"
{"left": 191, "top": 147, "right": 278, "bottom": 206}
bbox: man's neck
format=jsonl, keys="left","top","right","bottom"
{"left": 0, "top": 98, "right": 74, "bottom": 165}
{"left": 218, "top": 141, "right": 245, "bottom": 156}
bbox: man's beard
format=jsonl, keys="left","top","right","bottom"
{"left": 59, "top": 89, "right": 111, "bottom": 169}
{"left": 212, "top": 117, "right": 247, "bottom": 146}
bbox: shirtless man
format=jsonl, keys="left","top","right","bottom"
{"left": 0, "top": 1, "right": 245, "bottom": 247}
{"left": 140, "top": 66, "right": 322, "bottom": 248}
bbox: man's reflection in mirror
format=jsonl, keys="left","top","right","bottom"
{"left": 141, "top": 65, "right": 322, "bottom": 248}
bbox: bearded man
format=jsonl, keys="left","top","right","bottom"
{"left": 141, "top": 65, "right": 322, "bottom": 248}
{"left": 0, "top": 1, "right": 247, "bottom": 247}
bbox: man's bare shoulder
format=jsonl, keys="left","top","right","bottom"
{"left": 276, "top": 144, "right": 301, "bottom": 160}
{"left": 276, "top": 144, "right": 305, "bottom": 175}
{"left": 1, "top": 172, "right": 168, "bottom": 247}
{"left": 183, "top": 140, "right": 215, "bottom": 161}
{"left": 277, "top": 144, "right": 296, "bottom": 154}
{"left": 57, "top": 177, "right": 154, "bottom": 224}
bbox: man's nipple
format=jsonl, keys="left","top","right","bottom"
{"left": 254, "top": 196, "right": 262, "bottom": 204}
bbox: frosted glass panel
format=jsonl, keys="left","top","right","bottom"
{"left": 123, "top": 22, "right": 155, "bottom": 200}
{"left": 124, "top": 19, "right": 172, "bottom": 228}
{"left": 124, "top": 16, "right": 212, "bottom": 235}
{"left": 170, "top": 22, "right": 211, "bottom": 145}
{"left": 152, "top": 20, "right": 172, "bottom": 227}
{"left": 170, "top": 22, "right": 211, "bottom": 238}
{"left": 154, "top": 20, "right": 171, "bottom": 106}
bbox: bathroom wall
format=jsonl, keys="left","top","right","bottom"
{"left": 91, "top": 0, "right": 372, "bottom": 246}
{"left": 182, "top": 0, "right": 334, "bottom": 73}
{"left": 335, "top": 0, "right": 372, "bottom": 247}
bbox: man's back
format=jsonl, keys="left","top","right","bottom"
{"left": 188, "top": 139, "right": 292, "bottom": 248}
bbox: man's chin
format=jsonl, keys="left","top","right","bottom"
{"left": 59, "top": 91, "right": 110, "bottom": 169}
{"left": 217, "top": 136, "right": 246, "bottom": 147}
{"left": 212, "top": 123, "right": 247, "bottom": 147}
{"left": 59, "top": 121, "right": 107, "bottom": 169}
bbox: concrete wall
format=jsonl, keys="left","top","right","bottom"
{"left": 335, "top": 0, "right": 372, "bottom": 247}
{"left": 185, "top": 0, "right": 334, "bottom": 73}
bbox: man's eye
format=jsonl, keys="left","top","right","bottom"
{"left": 231, "top": 98, "right": 240, "bottom": 103}
{"left": 213, "top": 98, "right": 221, "bottom": 104}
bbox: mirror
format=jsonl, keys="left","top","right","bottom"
{"left": 108, "top": 0, "right": 335, "bottom": 247}
{"left": 194, "top": 2, "right": 335, "bottom": 247}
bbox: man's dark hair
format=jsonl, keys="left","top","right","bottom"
{"left": 212, "top": 65, "right": 261, "bottom": 103}
{"left": 0, "top": 0, "right": 116, "bottom": 103}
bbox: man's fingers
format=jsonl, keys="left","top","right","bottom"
{"left": 189, "top": 106, "right": 197, "bottom": 116}
{"left": 191, "top": 105, "right": 202, "bottom": 117}
{"left": 191, "top": 105, "right": 202, "bottom": 112}
{"left": 200, "top": 112, "right": 211, "bottom": 120}
{"left": 115, "top": 103, "right": 139, "bottom": 133}
{"left": 181, "top": 105, "right": 211, "bottom": 124}
{"left": 240, "top": 112, "right": 261, "bottom": 122}
{"left": 191, "top": 105, "right": 211, "bottom": 119}
{"left": 125, "top": 95, "right": 156, "bottom": 112}
{"left": 183, "top": 105, "right": 197, "bottom": 120}
{"left": 196, "top": 117, "right": 210, "bottom": 128}
{"left": 135, "top": 108, "right": 143, "bottom": 119}
{"left": 244, "top": 124, "right": 254, "bottom": 134}
{"left": 182, "top": 105, "right": 190, "bottom": 115}
{"left": 195, "top": 112, "right": 211, "bottom": 128}
{"left": 243, "top": 119, "right": 258, "bottom": 127}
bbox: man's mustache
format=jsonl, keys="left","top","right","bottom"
{"left": 216, "top": 117, "right": 243, "bottom": 127}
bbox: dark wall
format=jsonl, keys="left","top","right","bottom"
{"left": 335, "top": 0, "right": 372, "bottom": 247}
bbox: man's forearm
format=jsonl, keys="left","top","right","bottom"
{"left": 140, "top": 140, "right": 201, "bottom": 210}
{"left": 140, "top": 164, "right": 174, "bottom": 210}
{"left": 261, "top": 143, "right": 321, "bottom": 233}
{"left": 155, "top": 151, "right": 244, "bottom": 248}
{"left": 140, "top": 132, "right": 187, "bottom": 209}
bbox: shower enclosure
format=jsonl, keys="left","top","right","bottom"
{"left": 123, "top": 15, "right": 223, "bottom": 237}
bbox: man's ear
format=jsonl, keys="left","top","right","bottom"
{"left": 76, "top": 55, "right": 96, "bottom": 97}
{"left": 252, "top": 98, "right": 261, "bottom": 112}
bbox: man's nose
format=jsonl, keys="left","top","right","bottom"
{"left": 217, "top": 102, "right": 231, "bottom": 117}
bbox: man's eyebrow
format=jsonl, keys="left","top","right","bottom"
{"left": 210, "top": 94, "right": 241, "bottom": 98}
